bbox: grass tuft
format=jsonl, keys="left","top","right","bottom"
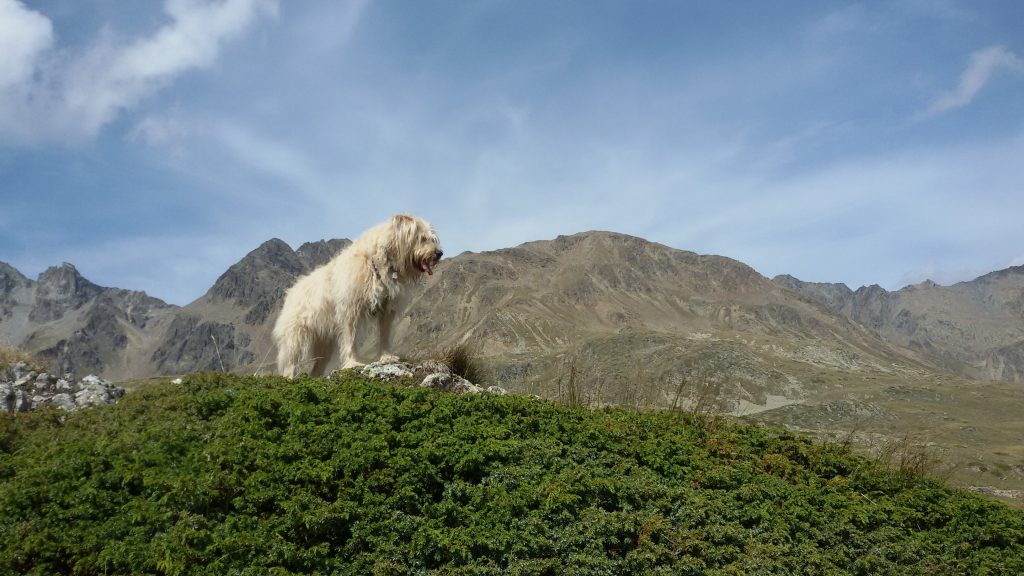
{"left": 439, "top": 342, "right": 486, "bottom": 384}
{"left": 0, "top": 344, "right": 46, "bottom": 372}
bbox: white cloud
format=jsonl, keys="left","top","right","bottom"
{"left": 0, "top": 0, "right": 52, "bottom": 89}
{"left": 0, "top": 0, "right": 53, "bottom": 138}
{"left": 0, "top": 0, "right": 277, "bottom": 143}
{"left": 922, "top": 45, "right": 1024, "bottom": 117}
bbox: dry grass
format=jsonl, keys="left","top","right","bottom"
{"left": 439, "top": 342, "right": 486, "bottom": 385}
{"left": 0, "top": 344, "right": 45, "bottom": 371}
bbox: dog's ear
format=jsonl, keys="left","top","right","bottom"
{"left": 392, "top": 214, "right": 414, "bottom": 227}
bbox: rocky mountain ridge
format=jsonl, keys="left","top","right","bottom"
{"left": 0, "top": 238, "right": 351, "bottom": 381}
{"left": 774, "top": 267, "right": 1024, "bottom": 383}
{"left": 2, "top": 232, "right": 1023, "bottom": 392}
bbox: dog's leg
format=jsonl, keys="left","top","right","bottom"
{"left": 377, "top": 308, "right": 400, "bottom": 364}
{"left": 310, "top": 337, "right": 335, "bottom": 377}
{"left": 277, "top": 338, "right": 298, "bottom": 379}
{"left": 338, "top": 310, "right": 364, "bottom": 369}
{"left": 277, "top": 325, "right": 313, "bottom": 378}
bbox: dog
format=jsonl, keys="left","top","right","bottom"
{"left": 273, "top": 214, "right": 443, "bottom": 377}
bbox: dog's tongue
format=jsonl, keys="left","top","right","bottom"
{"left": 423, "top": 260, "right": 434, "bottom": 275}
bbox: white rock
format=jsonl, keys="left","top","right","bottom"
{"left": 421, "top": 372, "right": 482, "bottom": 394}
{"left": 49, "top": 393, "right": 76, "bottom": 411}
{"left": 360, "top": 362, "right": 414, "bottom": 380}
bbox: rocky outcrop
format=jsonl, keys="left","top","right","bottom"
{"left": 29, "top": 263, "right": 103, "bottom": 323}
{"left": 201, "top": 238, "right": 351, "bottom": 325}
{"left": 356, "top": 359, "right": 507, "bottom": 396}
{"left": 151, "top": 315, "right": 253, "bottom": 374}
{"left": 1, "top": 362, "right": 124, "bottom": 413}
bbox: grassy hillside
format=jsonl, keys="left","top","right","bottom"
{"left": 2, "top": 373, "right": 1023, "bottom": 575}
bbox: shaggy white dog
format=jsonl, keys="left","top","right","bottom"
{"left": 273, "top": 214, "right": 443, "bottom": 377}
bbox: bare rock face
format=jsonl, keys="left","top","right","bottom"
{"left": 0, "top": 362, "right": 124, "bottom": 413}
{"left": 29, "top": 263, "right": 103, "bottom": 323}
{"left": 775, "top": 267, "right": 1024, "bottom": 383}
{"left": 354, "top": 359, "right": 505, "bottom": 396}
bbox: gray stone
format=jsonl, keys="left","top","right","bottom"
{"left": 421, "top": 372, "right": 483, "bottom": 395}
{"left": 49, "top": 393, "right": 76, "bottom": 411}
{"left": 359, "top": 361, "right": 414, "bottom": 380}
{"left": 4, "top": 389, "right": 34, "bottom": 412}
{"left": 11, "top": 362, "right": 29, "bottom": 380}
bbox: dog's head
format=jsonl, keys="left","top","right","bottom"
{"left": 391, "top": 214, "right": 443, "bottom": 276}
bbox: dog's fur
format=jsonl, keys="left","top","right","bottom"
{"left": 273, "top": 214, "right": 443, "bottom": 377}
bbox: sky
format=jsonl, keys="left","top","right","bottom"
{"left": 1, "top": 0, "right": 1022, "bottom": 306}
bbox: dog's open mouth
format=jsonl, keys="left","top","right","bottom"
{"left": 420, "top": 259, "right": 435, "bottom": 275}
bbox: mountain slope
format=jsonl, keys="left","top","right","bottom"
{"left": 396, "top": 231, "right": 934, "bottom": 410}
{"left": 775, "top": 267, "right": 1024, "bottom": 383}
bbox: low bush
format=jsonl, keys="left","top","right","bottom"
{"left": 1, "top": 373, "right": 1022, "bottom": 574}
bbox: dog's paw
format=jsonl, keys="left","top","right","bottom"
{"left": 378, "top": 353, "right": 401, "bottom": 364}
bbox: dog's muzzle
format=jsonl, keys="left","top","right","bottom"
{"left": 421, "top": 251, "right": 442, "bottom": 275}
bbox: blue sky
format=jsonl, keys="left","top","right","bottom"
{"left": 1, "top": 0, "right": 1022, "bottom": 305}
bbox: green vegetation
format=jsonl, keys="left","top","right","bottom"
{"left": 2, "top": 372, "right": 1023, "bottom": 575}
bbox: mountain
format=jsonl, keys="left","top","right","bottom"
{"left": 774, "top": 267, "right": 1024, "bottom": 383}
{"left": 0, "top": 239, "right": 351, "bottom": 380}
{"left": 4, "top": 232, "right": 1023, "bottom": 393}
{"left": 394, "top": 231, "right": 939, "bottom": 409}
{"left": 3, "top": 231, "right": 1024, "bottom": 497}
{"left": 0, "top": 262, "right": 179, "bottom": 381}
{"left": 150, "top": 238, "right": 352, "bottom": 376}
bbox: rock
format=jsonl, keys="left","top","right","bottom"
{"left": 0, "top": 371, "right": 125, "bottom": 413}
{"left": 2, "top": 388, "right": 34, "bottom": 412}
{"left": 34, "top": 373, "right": 53, "bottom": 391}
{"left": 48, "top": 393, "right": 76, "bottom": 411}
{"left": 354, "top": 357, "right": 507, "bottom": 397}
{"left": 359, "top": 361, "right": 415, "bottom": 380}
{"left": 421, "top": 372, "right": 483, "bottom": 394}
{"left": 11, "top": 362, "right": 30, "bottom": 380}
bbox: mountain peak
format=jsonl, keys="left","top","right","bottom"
{"left": 199, "top": 237, "right": 348, "bottom": 325}
{"left": 29, "top": 263, "right": 103, "bottom": 323}
{"left": 204, "top": 239, "right": 305, "bottom": 304}
{"left": 296, "top": 238, "right": 351, "bottom": 270}
{"left": 0, "top": 260, "right": 29, "bottom": 282}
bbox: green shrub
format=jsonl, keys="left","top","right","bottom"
{"left": 1, "top": 372, "right": 1022, "bottom": 575}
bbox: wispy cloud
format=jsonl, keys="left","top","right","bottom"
{"left": 0, "top": 0, "right": 277, "bottom": 143}
{"left": 0, "top": 0, "right": 52, "bottom": 89}
{"left": 921, "top": 45, "right": 1023, "bottom": 118}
